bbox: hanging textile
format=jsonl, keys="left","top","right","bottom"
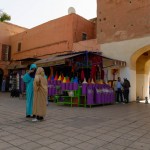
{"left": 101, "top": 69, "right": 104, "bottom": 80}
{"left": 90, "top": 65, "right": 97, "bottom": 82}
{"left": 81, "top": 69, "right": 85, "bottom": 82}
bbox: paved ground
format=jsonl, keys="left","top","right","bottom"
{"left": 0, "top": 93, "right": 150, "bottom": 150}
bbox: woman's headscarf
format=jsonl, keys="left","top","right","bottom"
{"left": 36, "top": 67, "right": 45, "bottom": 77}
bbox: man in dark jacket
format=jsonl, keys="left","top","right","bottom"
{"left": 123, "top": 78, "right": 130, "bottom": 103}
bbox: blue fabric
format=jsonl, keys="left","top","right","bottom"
{"left": 51, "top": 76, "right": 54, "bottom": 80}
{"left": 23, "top": 64, "right": 37, "bottom": 116}
{"left": 30, "top": 64, "right": 37, "bottom": 70}
{"left": 116, "top": 81, "right": 122, "bottom": 89}
{"left": 73, "top": 77, "right": 78, "bottom": 83}
{"left": 29, "top": 64, "right": 37, "bottom": 78}
{"left": 1, "top": 80, "right": 6, "bottom": 92}
{"left": 45, "top": 75, "right": 48, "bottom": 79}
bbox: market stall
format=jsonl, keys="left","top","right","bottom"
{"left": 8, "top": 58, "right": 41, "bottom": 97}
{"left": 35, "top": 51, "right": 124, "bottom": 107}
{"left": 8, "top": 65, "right": 27, "bottom": 97}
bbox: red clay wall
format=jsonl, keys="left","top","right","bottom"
{"left": 11, "top": 14, "right": 74, "bottom": 60}
{"left": 72, "top": 15, "right": 96, "bottom": 42}
{"left": 0, "top": 22, "right": 27, "bottom": 75}
{"left": 97, "top": 0, "right": 150, "bottom": 43}
{"left": 11, "top": 14, "right": 96, "bottom": 60}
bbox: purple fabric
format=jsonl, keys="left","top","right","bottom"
{"left": 95, "top": 89, "right": 99, "bottom": 104}
{"left": 68, "top": 83, "right": 73, "bottom": 90}
{"left": 87, "top": 84, "right": 94, "bottom": 89}
{"left": 48, "top": 87, "right": 52, "bottom": 96}
{"left": 51, "top": 80, "right": 55, "bottom": 85}
{"left": 95, "top": 88, "right": 103, "bottom": 104}
{"left": 52, "top": 87, "right": 56, "bottom": 95}
{"left": 98, "top": 84, "right": 103, "bottom": 88}
{"left": 82, "top": 84, "right": 87, "bottom": 95}
{"left": 66, "top": 83, "right": 70, "bottom": 90}
{"left": 48, "top": 80, "right": 51, "bottom": 85}
{"left": 54, "top": 80, "right": 57, "bottom": 85}
{"left": 101, "top": 93, "right": 105, "bottom": 104}
{"left": 73, "top": 83, "right": 78, "bottom": 90}
{"left": 57, "top": 80, "right": 61, "bottom": 85}
{"left": 87, "top": 88, "right": 94, "bottom": 105}
{"left": 94, "top": 84, "right": 99, "bottom": 88}
{"left": 61, "top": 83, "right": 66, "bottom": 91}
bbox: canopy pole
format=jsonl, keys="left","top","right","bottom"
{"left": 85, "top": 51, "right": 89, "bottom": 81}
{"left": 86, "top": 51, "right": 88, "bottom": 68}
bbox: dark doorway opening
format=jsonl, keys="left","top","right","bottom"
{"left": 0, "top": 69, "right": 4, "bottom": 91}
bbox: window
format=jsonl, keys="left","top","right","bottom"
{"left": 82, "top": 33, "right": 87, "bottom": 41}
{"left": 1, "top": 44, "right": 11, "bottom": 61}
{"left": 18, "top": 42, "right": 21, "bottom": 52}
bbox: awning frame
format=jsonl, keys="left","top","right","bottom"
{"left": 34, "top": 51, "right": 126, "bottom": 68}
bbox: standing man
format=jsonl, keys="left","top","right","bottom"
{"left": 123, "top": 78, "right": 130, "bottom": 103}
{"left": 23, "top": 64, "right": 37, "bottom": 118}
{"left": 1, "top": 77, "right": 6, "bottom": 92}
{"left": 115, "top": 77, "right": 124, "bottom": 103}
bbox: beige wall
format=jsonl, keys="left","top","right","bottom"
{"left": 100, "top": 36, "right": 150, "bottom": 101}
{"left": 97, "top": 0, "right": 150, "bottom": 43}
{"left": 145, "top": 60, "right": 150, "bottom": 98}
{"left": 136, "top": 54, "right": 150, "bottom": 74}
{"left": 136, "top": 59, "right": 150, "bottom": 99}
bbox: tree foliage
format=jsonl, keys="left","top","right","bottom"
{"left": 0, "top": 10, "right": 11, "bottom": 22}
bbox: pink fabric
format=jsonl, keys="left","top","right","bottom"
{"left": 81, "top": 70, "right": 85, "bottom": 82}
{"left": 91, "top": 65, "right": 97, "bottom": 81}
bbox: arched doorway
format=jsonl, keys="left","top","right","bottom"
{"left": 130, "top": 45, "right": 150, "bottom": 100}
{"left": 145, "top": 60, "right": 150, "bottom": 98}
{"left": 0, "top": 68, "right": 4, "bottom": 91}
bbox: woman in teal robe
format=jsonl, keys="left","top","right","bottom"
{"left": 23, "top": 64, "right": 37, "bottom": 118}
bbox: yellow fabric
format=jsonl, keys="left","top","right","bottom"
{"left": 58, "top": 75, "right": 61, "bottom": 81}
{"left": 99, "top": 79, "right": 103, "bottom": 84}
{"left": 63, "top": 77, "right": 66, "bottom": 83}
{"left": 33, "top": 67, "right": 48, "bottom": 117}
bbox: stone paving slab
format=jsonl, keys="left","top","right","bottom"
{"left": 1, "top": 92, "right": 150, "bottom": 149}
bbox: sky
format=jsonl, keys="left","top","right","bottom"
{"left": 0, "top": 0, "right": 97, "bottom": 29}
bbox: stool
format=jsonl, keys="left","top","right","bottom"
{"left": 54, "top": 95, "right": 60, "bottom": 103}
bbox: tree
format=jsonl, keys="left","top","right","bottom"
{"left": 0, "top": 10, "right": 11, "bottom": 22}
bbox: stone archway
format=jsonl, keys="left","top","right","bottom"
{"left": 130, "top": 45, "right": 150, "bottom": 69}
{"left": 0, "top": 68, "right": 4, "bottom": 90}
{"left": 130, "top": 45, "right": 150, "bottom": 99}
{"left": 100, "top": 36, "right": 150, "bottom": 101}
{"left": 145, "top": 60, "right": 150, "bottom": 98}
